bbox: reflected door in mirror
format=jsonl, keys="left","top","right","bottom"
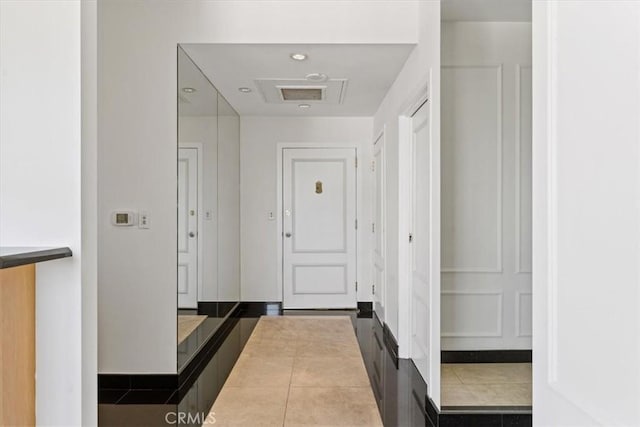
{"left": 178, "top": 147, "right": 199, "bottom": 308}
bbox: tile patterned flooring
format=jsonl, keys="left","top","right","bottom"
{"left": 441, "top": 363, "right": 532, "bottom": 407}
{"left": 208, "top": 316, "right": 383, "bottom": 426}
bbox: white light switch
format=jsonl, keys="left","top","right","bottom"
{"left": 205, "top": 210, "right": 213, "bottom": 221}
{"left": 268, "top": 211, "right": 275, "bottom": 221}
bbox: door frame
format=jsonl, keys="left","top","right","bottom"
{"left": 178, "top": 142, "right": 203, "bottom": 305}
{"left": 276, "top": 142, "right": 360, "bottom": 307}
{"left": 398, "top": 81, "right": 443, "bottom": 409}
{"left": 398, "top": 85, "right": 430, "bottom": 359}
{"left": 372, "top": 129, "right": 386, "bottom": 320}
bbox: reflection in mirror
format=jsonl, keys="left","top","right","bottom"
{"left": 177, "top": 46, "right": 240, "bottom": 373}
{"left": 216, "top": 93, "right": 240, "bottom": 316}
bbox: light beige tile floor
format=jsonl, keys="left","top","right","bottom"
{"left": 441, "top": 363, "right": 532, "bottom": 407}
{"left": 177, "top": 315, "right": 207, "bottom": 345}
{"left": 207, "top": 316, "right": 382, "bottom": 426}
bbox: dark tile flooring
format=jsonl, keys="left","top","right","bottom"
{"left": 98, "top": 306, "right": 532, "bottom": 426}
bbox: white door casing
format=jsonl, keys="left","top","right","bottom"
{"left": 533, "top": 1, "right": 640, "bottom": 425}
{"left": 178, "top": 147, "right": 198, "bottom": 308}
{"left": 372, "top": 132, "right": 386, "bottom": 318}
{"left": 410, "top": 99, "right": 441, "bottom": 407}
{"left": 282, "top": 147, "right": 358, "bottom": 309}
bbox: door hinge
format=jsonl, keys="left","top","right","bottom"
{"left": 409, "top": 233, "right": 414, "bottom": 243}
{"left": 372, "top": 284, "right": 375, "bottom": 295}
{"left": 355, "top": 157, "right": 358, "bottom": 168}
{"left": 371, "top": 160, "right": 375, "bottom": 172}
{"left": 355, "top": 219, "right": 358, "bottom": 230}
{"left": 372, "top": 222, "right": 375, "bottom": 233}
{"left": 355, "top": 282, "right": 358, "bottom": 291}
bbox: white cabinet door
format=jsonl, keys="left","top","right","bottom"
{"left": 282, "top": 147, "right": 358, "bottom": 309}
{"left": 533, "top": 2, "right": 640, "bottom": 425}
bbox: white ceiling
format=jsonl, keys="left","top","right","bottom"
{"left": 442, "top": 0, "right": 531, "bottom": 22}
{"left": 180, "top": 44, "right": 415, "bottom": 117}
{"left": 178, "top": 47, "right": 218, "bottom": 117}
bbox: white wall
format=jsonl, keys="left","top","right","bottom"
{"left": 98, "top": 0, "right": 419, "bottom": 374}
{"left": 441, "top": 22, "right": 532, "bottom": 350}
{"left": 240, "top": 116, "right": 372, "bottom": 302}
{"left": 0, "top": 1, "right": 97, "bottom": 424}
{"left": 533, "top": 2, "right": 640, "bottom": 425}
{"left": 373, "top": 1, "right": 441, "bottom": 355}
{"left": 81, "top": 0, "right": 99, "bottom": 425}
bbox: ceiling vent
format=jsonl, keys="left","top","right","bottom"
{"left": 255, "top": 78, "right": 348, "bottom": 105}
{"left": 280, "top": 87, "right": 324, "bottom": 101}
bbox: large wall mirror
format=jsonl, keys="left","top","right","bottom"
{"left": 177, "top": 46, "right": 240, "bottom": 372}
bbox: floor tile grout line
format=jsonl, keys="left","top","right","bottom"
{"left": 282, "top": 359, "right": 294, "bottom": 427}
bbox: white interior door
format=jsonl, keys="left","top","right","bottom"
{"left": 283, "top": 147, "right": 357, "bottom": 309}
{"left": 372, "top": 134, "right": 385, "bottom": 318}
{"left": 410, "top": 100, "right": 441, "bottom": 407}
{"left": 178, "top": 147, "right": 198, "bottom": 309}
{"left": 533, "top": 2, "right": 640, "bottom": 425}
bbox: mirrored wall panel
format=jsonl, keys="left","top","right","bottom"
{"left": 177, "top": 46, "right": 240, "bottom": 373}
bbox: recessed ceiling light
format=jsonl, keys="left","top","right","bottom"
{"left": 182, "top": 87, "right": 196, "bottom": 93}
{"left": 238, "top": 87, "right": 252, "bottom": 93}
{"left": 298, "top": 103, "right": 311, "bottom": 109}
{"left": 290, "top": 53, "right": 308, "bottom": 61}
{"left": 305, "top": 73, "right": 328, "bottom": 82}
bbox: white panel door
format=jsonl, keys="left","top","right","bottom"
{"left": 283, "top": 148, "right": 357, "bottom": 309}
{"left": 372, "top": 134, "right": 385, "bottom": 317}
{"left": 178, "top": 148, "right": 198, "bottom": 308}
{"left": 410, "top": 100, "right": 441, "bottom": 406}
{"left": 533, "top": 2, "right": 640, "bottom": 425}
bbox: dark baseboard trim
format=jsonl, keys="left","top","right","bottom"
{"left": 357, "top": 301, "right": 373, "bottom": 318}
{"left": 382, "top": 322, "right": 399, "bottom": 368}
{"left": 196, "top": 301, "right": 217, "bottom": 316}
{"left": 357, "top": 301, "right": 372, "bottom": 313}
{"left": 442, "top": 350, "right": 532, "bottom": 364}
{"left": 239, "top": 301, "right": 283, "bottom": 317}
{"left": 195, "top": 301, "right": 239, "bottom": 317}
{"left": 98, "top": 303, "right": 244, "bottom": 399}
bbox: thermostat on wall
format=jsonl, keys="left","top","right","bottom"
{"left": 111, "top": 211, "right": 136, "bottom": 226}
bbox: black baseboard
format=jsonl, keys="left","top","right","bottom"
{"left": 442, "top": 350, "right": 532, "bottom": 364}
{"left": 382, "top": 321, "right": 399, "bottom": 368}
{"left": 196, "top": 301, "right": 217, "bottom": 316}
{"left": 195, "top": 301, "right": 239, "bottom": 317}
{"left": 239, "top": 301, "right": 283, "bottom": 317}
{"left": 357, "top": 301, "right": 372, "bottom": 313}
{"left": 99, "top": 304, "right": 243, "bottom": 399}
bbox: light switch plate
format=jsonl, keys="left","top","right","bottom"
{"left": 138, "top": 211, "right": 150, "bottom": 229}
